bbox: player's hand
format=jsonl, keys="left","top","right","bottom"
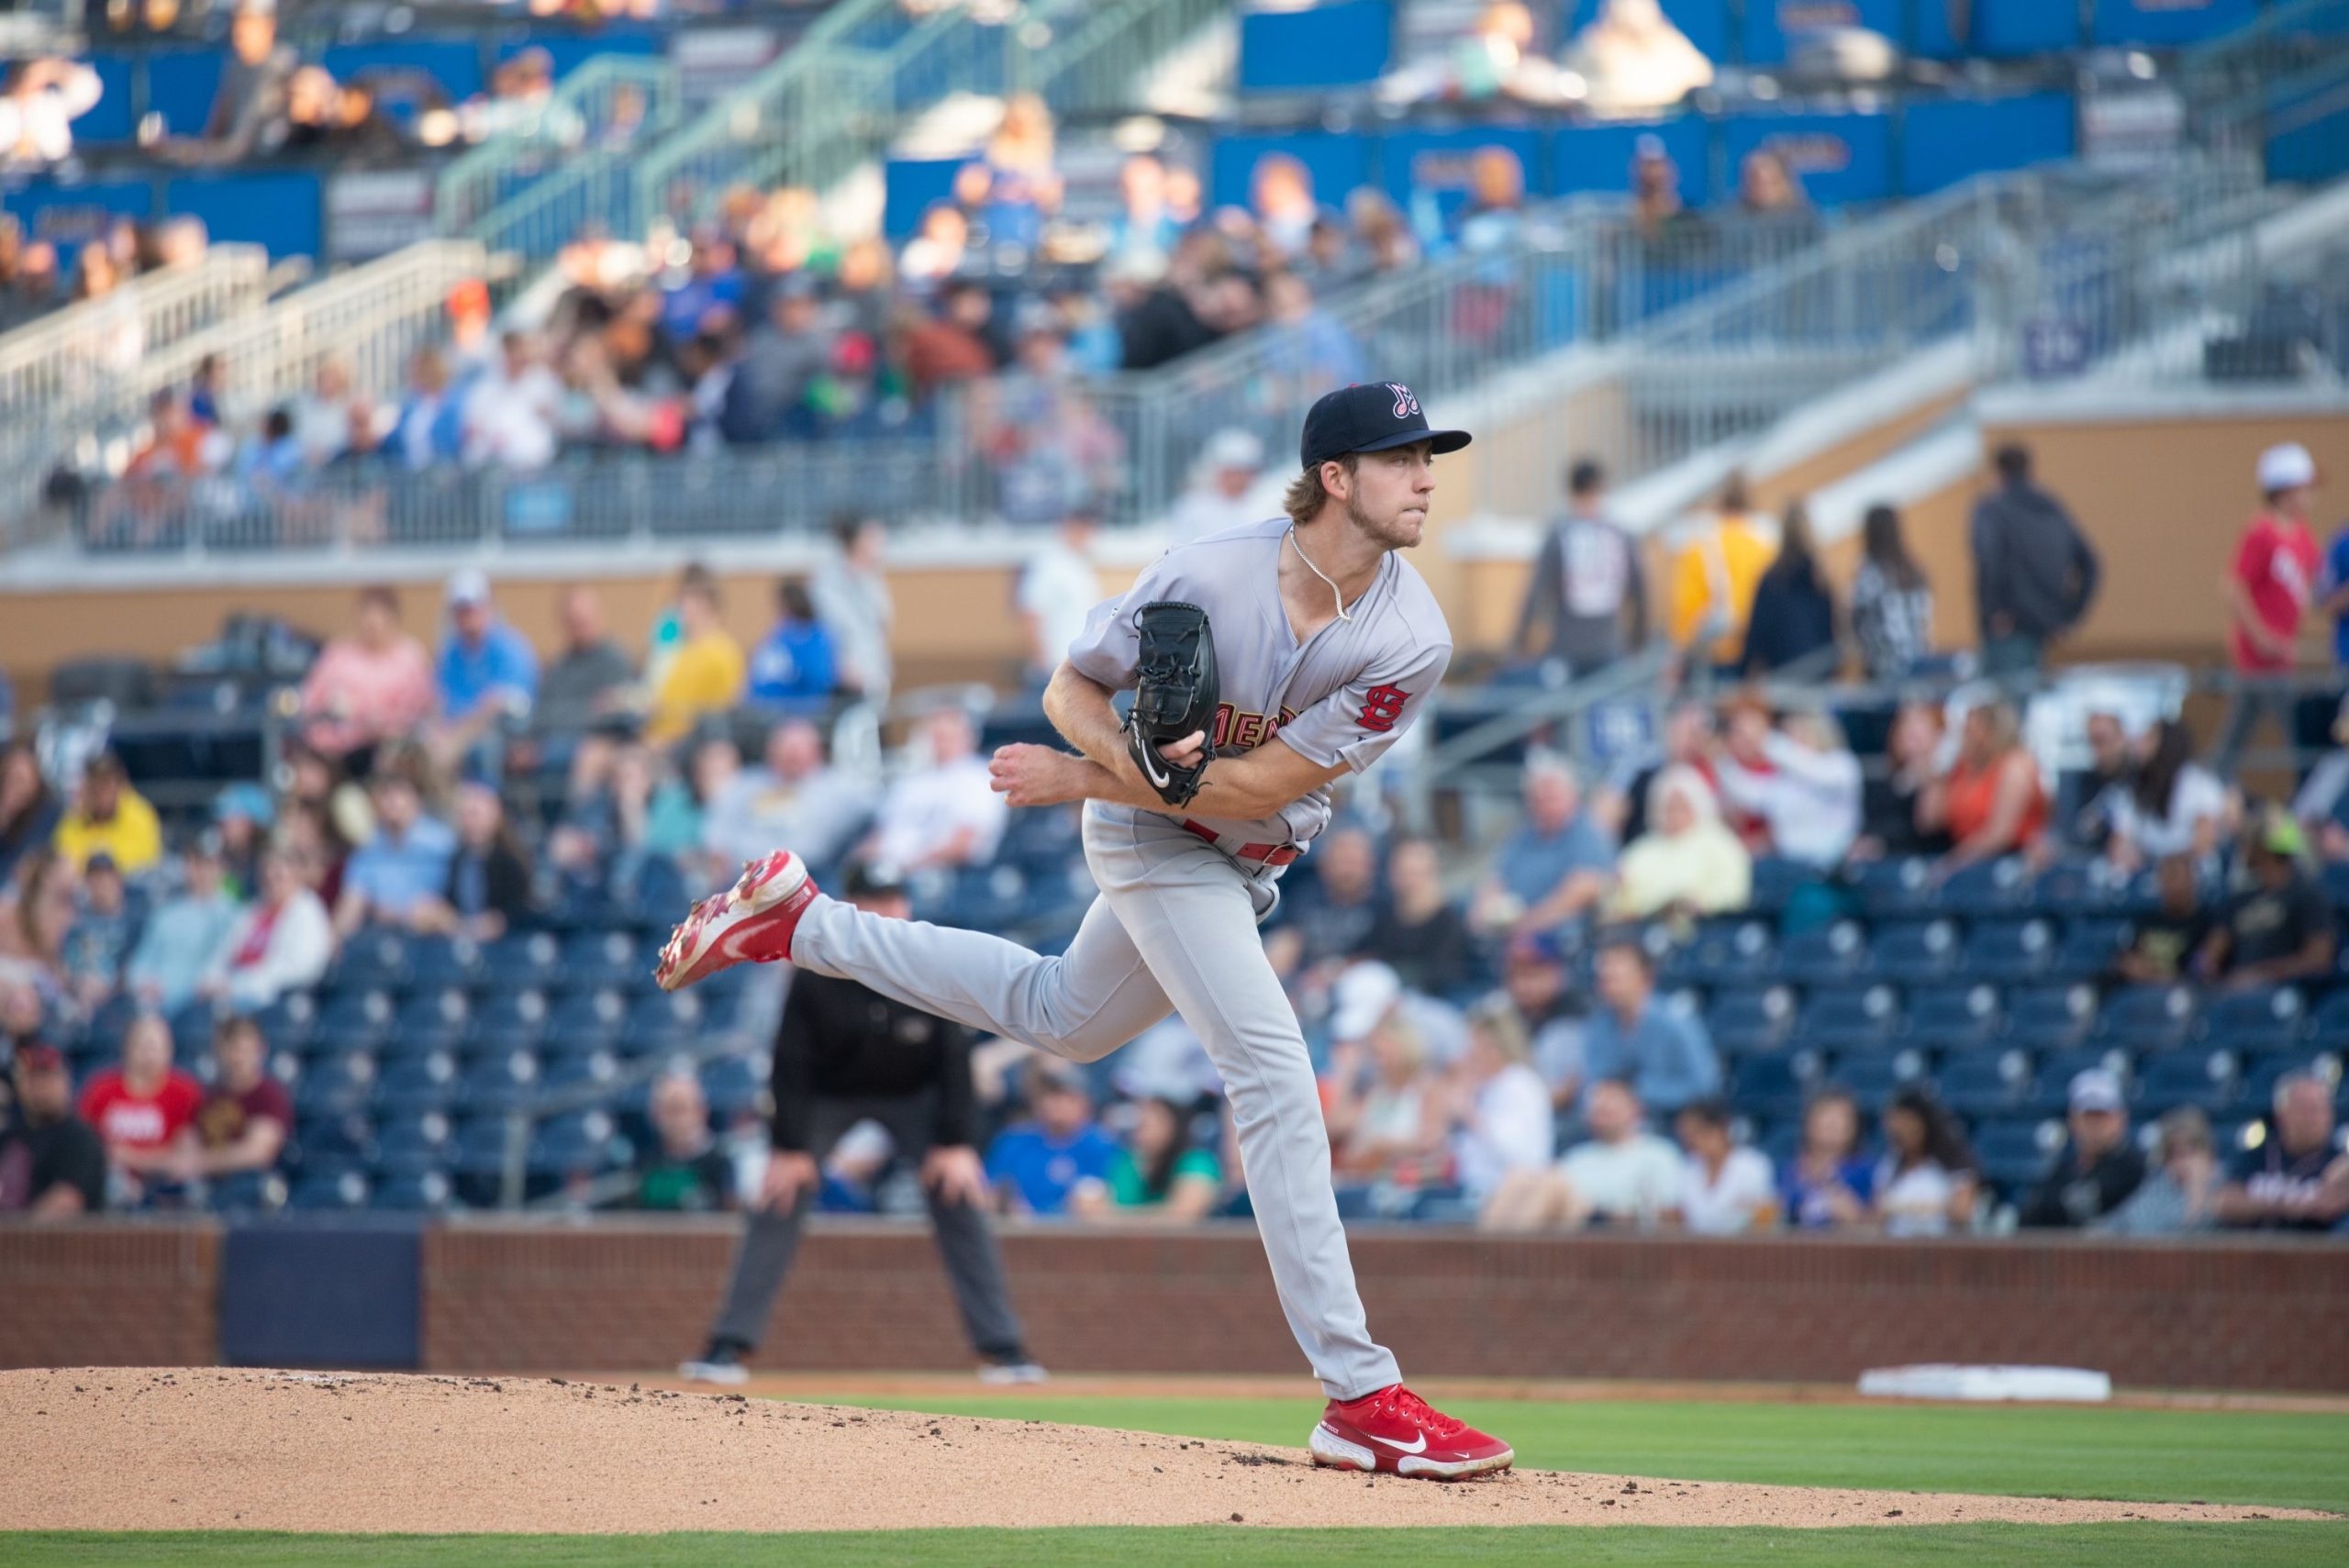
{"left": 919, "top": 1144, "right": 989, "bottom": 1208}
{"left": 756, "top": 1151, "right": 822, "bottom": 1214}
{"left": 989, "top": 743, "right": 1086, "bottom": 806}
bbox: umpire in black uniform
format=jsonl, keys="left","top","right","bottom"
{"left": 680, "top": 863, "right": 1040, "bottom": 1385}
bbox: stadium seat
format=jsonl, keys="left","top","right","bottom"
{"left": 544, "top": 988, "right": 629, "bottom": 1056}
{"left": 533, "top": 1111, "right": 628, "bottom": 1177}
{"left": 1870, "top": 919, "right": 1959, "bottom": 984}
{"left": 2091, "top": 984, "right": 2200, "bottom": 1053}
{"left": 328, "top": 929, "right": 412, "bottom": 995}
{"left": 562, "top": 928, "right": 649, "bottom": 994}
{"left": 250, "top": 994, "right": 317, "bottom": 1055}
{"left": 2032, "top": 859, "right": 2136, "bottom": 917}
{"left": 471, "top": 988, "right": 551, "bottom": 1056}
{"left": 481, "top": 930, "right": 564, "bottom": 992}
{"left": 1797, "top": 985, "right": 1902, "bottom": 1052}
{"left": 295, "top": 1051, "right": 377, "bottom": 1118}
{"left": 1940, "top": 858, "right": 2030, "bottom": 917}
{"left": 1734, "top": 1051, "right": 1823, "bottom": 1121}
{"left": 625, "top": 990, "right": 707, "bottom": 1055}
{"left": 2237, "top": 1051, "right": 2343, "bottom": 1112}
{"left": 540, "top": 1050, "right": 624, "bottom": 1097}
{"left": 406, "top": 934, "right": 484, "bottom": 994}
{"left": 2308, "top": 990, "right": 2349, "bottom": 1050}
{"left": 2003, "top": 984, "right": 2097, "bottom": 1051}
{"left": 702, "top": 1053, "right": 768, "bottom": 1121}
{"left": 373, "top": 1112, "right": 455, "bottom": 1178}
{"left": 1970, "top": 1118, "right": 2062, "bottom": 1195}
{"left": 1662, "top": 917, "right": 1775, "bottom": 988}
{"left": 376, "top": 1051, "right": 461, "bottom": 1116}
{"left": 2032, "top": 1047, "right": 2136, "bottom": 1113}
{"left": 459, "top": 1050, "right": 543, "bottom": 1114}
{"left": 312, "top": 989, "right": 396, "bottom": 1055}
{"left": 83, "top": 992, "right": 140, "bottom": 1052}
{"left": 2197, "top": 987, "right": 2309, "bottom": 1053}
{"left": 1851, "top": 857, "right": 1935, "bottom": 919}
{"left": 373, "top": 1171, "right": 456, "bottom": 1211}
{"left": 1706, "top": 986, "right": 1797, "bottom": 1058}
{"left": 2321, "top": 861, "right": 2349, "bottom": 915}
{"left": 1746, "top": 858, "right": 1812, "bottom": 917}
{"left": 2052, "top": 918, "right": 2131, "bottom": 979}
{"left": 286, "top": 1170, "right": 371, "bottom": 1211}
{"left": 389, "top": 989, "right": 472, "bottom": 1057}
{"left": 620, "top": 854, "right": 693, "bottom": 932}
{"left": 2135, "top": 1050, "right": 2241, "bottom": 1116}
{"left": 168, "top": 998, "right": 221, "bottom": 1059}
{"left": 1906, "top": 984, "right": 2001, "bottom": 1048}
{"left": 1827, "top": 1046, "right": 1932, "bottom": 1112}
{"left": 452, "top": 1117, "right": 520, "bottom": 1178}
{"left": 1964, "top": 918, "right": 2058, "bottom": 984}
{"left": 1777, "top": 921, "right": 1867, "bottom": 987}
{"left": 1938, "top": 1046, "right": 2038, "bottom": 1119}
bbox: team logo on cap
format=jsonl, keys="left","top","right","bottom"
{"left": 1386, "top": 383, "right": 1419, "bottom": 420}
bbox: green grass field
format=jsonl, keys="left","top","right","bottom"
{"left": 11, "top": 1392, "right": 2345, "bottom": 1566}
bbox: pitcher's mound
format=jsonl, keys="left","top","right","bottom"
{"left": 0, "top": 1369, "right": 2321, "bottom": 1533}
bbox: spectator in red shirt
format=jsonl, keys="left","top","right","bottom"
{"left": 2216, "top": 443, "right": 2321, "bottom": 776}
{"left": 76, "top": 1011, "right": 204, "bottom": 1200}
{"left": 181, "top": 1014, "right": 291, "bottom": 1190}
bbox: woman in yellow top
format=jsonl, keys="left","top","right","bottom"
{"left": 644, "top": 577, "right": 747, "bottom": 746}
{"left": 1666, "top": 472, "right": 1777, "bottom": 671}
{"left": 51, "top": 752, "right": 163, "bottom": 876}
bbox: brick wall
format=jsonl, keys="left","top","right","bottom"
{"left": 0, "top": 1224, "right": 220, "bottom": 1368}
{"left": 422, "top": 1222, "right": 2349, "bottom": 1392}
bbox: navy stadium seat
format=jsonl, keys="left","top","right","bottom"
{"left": 373, "top": 1112, "right": 454, "bottom": 1178}
{"left": 2033, "top": 1046, "right": 2136, "bottom": 1110}
{"left": 312, "top": 988, "right": 395, "bottom": 1054}
{"left": 562, "top": 928, "right": 647, "bottom": 993}
{"left": 376, "top": 1050, "right": 460, "bottom": 1116}
{"left": 1970, "top": 1118, "right": 2061, "bottom": 1194}
{"left": 1798, "top": 985, "right": 1902, "bottom": 1052}
{"left": 459, "top": 1050, "right": 542, "bottom": 1114}
{"left": 1734, "top": 1051, "right": 1823, "bottom": 1121}
{"left": 1938, "top": 1046, "right": 2037, "bottom": 1119}
{"left": 2322, "top": 861, "right": 2349, "bottom": 914}
{"left": 2032, "top": 859, "right": 2131, "bottom": 917}
{"left": 1777, "top": 921, "right": 1866, "bottom": 987}
{"left": 702, "top": 1053, "right": 767, "bottom": 1120}
{"left": 1706, "top": 986, "right": 1796, "bottom": 1058}
{"left": 533, "top": 1110, "right": 628, "bottom": 1176}
{"left": 1964, "top": 918, "right": 2057, "bottom": 984}
{"left": 620, "top": 854, "right": 693, "bottom": 931}
{"left": 169, "top": 998, "right": 221, "bottom": 1058}
{"left": 1828, "top": 1046, "right": 1932, "bottom": 1112}
{"left": 328, "top": 929, "right": 412, "bottom": 995}
{"left": 452, "top": 1117, "right": 519, "bottom": 1177}
{"left": 2091, "top": 984, "right": 2199, "bottom": 1052}
{"left": 481, "top": 930, "right": 563, "bottom": 992}
{"left": 84, "top": 993, "right": 139, "bottom": 1051}
{"left": 2237, "top": 1052, "right": 2342, "bottom": 1112}
{"left": 545, "top": 988, "right": 629, "bottom": 1056}
{"left": 1870, "top": 919, "right": 1959, "bottom": 984}
{"left": 2198, "top": 987, "right": 2309, "bottom": 1053}
{"left": 2135, "top": 1050, "right": 2241, "bottom": 1116}
{"left": 626, "top": 990, "right": 708, "bottom": 1054}
{"left": 471, "top": 988, "right": 551, "bottom": 1055}
{"left": 406, "top": 934, "right": 484, "bottom": 994}
{"left": 2004, "top": 984, "right": 2097, "bottom": 1050}
{"left": 1940, "top": 858, "right": 2030, "bottom": 916}
{"left": 390, "top": 989, "right": 472, "bottom": 1057}
{"left": 540, "top": 1050, "right": 625, "bottom": 1096}
{"left": 1663, "top": 917, "right": 1775, "bottom": 988}
{"left": 287, "top": 1170, "right": 371, "bottom": 1211}
{"left": 249, "top": 994, "right": 317, "bottom": 1054}
{"left": 2052, "top": 918, "right": 2131, "bottom": 979}
{"left": 1745, "top": 857, "right": 1811, "bottom": 917}
{"left": 373, "top": 1171, "right": 455, "bottom": 1211}
{"left": 2308, "top": 990, "right": 2349, "bottom": 1049}
{"left": 295, "top": 1051, "right": 376, "bottom": 1118}
{"left": 1852, "top": 857, "right": 1935, "bottom": 919}
{"left": 1907, "top": 984, "right": 2000, "bottom": 1048}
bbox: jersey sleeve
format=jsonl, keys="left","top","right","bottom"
{"left": 1063, "top": 553, "right": 1183, "bottom": 690}
{"left": 1276, "top": 638, "right": 1451, "bottom": 775}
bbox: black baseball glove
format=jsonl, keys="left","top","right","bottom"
{"left": 1124, "top": 600, "right": 1218, "bottom": 807}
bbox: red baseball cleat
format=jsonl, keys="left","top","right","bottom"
{"left": 1309, "top": 1385, "right": 1513, "bottom": 1480}
{"left": 654, "top": 851, "right": 818, "bottom": 992}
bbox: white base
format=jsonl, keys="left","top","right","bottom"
{"left": 1858, "top": 1364, "right": 2113, "bottom": 1403}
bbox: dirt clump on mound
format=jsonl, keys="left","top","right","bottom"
{"left": 0, "top": 1369, "right": 2324, "bottom": 1534}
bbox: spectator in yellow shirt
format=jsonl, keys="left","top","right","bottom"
{"left": 1667, "top": 472, "right": 1776, "bottom": 672}
{"left": 51, "top": 753, "right": 163, "bottom": 877}
{"left": 646, "top": 576, "right": 747, "bottom": 745}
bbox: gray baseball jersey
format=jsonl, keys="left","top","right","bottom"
{"left": 1064, "top": 516, "right": 1454, "bottom": 849}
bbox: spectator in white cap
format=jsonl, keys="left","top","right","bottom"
{"left": 429, "top": 569, "right": 538, "bottom": 773}
{"left": 2016, "top": 1068, "right": 2146, "bottom": 1229}
{"left": 2215, "top": 441, "right": 2321, "bottom": 774}
{"left": 1165, "top": 428, "right": 1277, "bottom": 545}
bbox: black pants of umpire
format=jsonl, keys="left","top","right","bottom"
{"left": 707, "top": 1089, "right": 1027, "bottom": 1362}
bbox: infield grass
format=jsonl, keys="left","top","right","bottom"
{"left": 802, "top": 1392, "right": 2349, "bottom": 1516}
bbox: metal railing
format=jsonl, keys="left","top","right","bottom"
{"left": 434, "top": 55, "right": 688, "bottom": 239}
{"left": 9, "top": 241, "right": 498, "bottom": 550}
{"left": 2181, "top": 0, "right": 2349, "bottom": 180}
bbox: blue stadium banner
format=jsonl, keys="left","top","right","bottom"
{"left": 1208, "top": 132, "right": 1372, "bottom": 212}
{"left": 884, "top": 157, "right": 965, "bottom": 242}
{"left": 2, "top": 178, "right": 154, "bottom": 256}
{"left": 1379, "top": 127, "right": 1546, "bottom": 224}
{"left": 144, "top": 48, "right": 227, "bottom": 137}
{"left": 1238, "top": 0, "right": 1396, "bottom": 92}
{"left": 73, "top": 55, "right": 138, "bottom": 145}
{"left": 321, "top": 39, "right": 485, "bottom": 128}
{"left": 165, "top": 171, "right": 324, "bottom": 261}
{"left": 2091, "top": 0, "right": 2262, "bottom": 50}
{"left": 328, "top": 169, "right": 439, "bottom": 263}
{"left": 1551, "top": 116, "right": 1711, "bottom": 205}
{"left": 1967, "top": 0, "right": 2085, "bottom": 56}
{"left": 1722, "top": 108, "right": 1891, "bottom": 207}
{"left": 1898, "top": 94, "right": 2076, "bottom": 196}
{"left": 1742, "top": 0, "right": 1906, "bottom": 67}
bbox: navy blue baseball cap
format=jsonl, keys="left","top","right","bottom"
{"left": 1299, "top": 382, "right": 1472, "bottom": 471}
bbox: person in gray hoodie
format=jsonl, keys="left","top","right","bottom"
{"left": 1970, "top": 442, "right": 2100, "bottom": 677}
{"left": 1515, "top": 458, "right": 1649, "bottom": 675}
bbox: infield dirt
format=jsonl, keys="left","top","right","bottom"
{"left": 1, "top": 1368, "right": 2331, "bottom": 1534}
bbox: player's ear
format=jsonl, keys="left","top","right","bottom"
{"left": 1321, "top": 458, "right": 1352, "bottom": 499}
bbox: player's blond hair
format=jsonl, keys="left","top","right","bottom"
{"left": 1282, "top": 453, "right": 1358, "bottom": 528}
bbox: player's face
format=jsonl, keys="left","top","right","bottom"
{"left": 1342, "top": 441, "right": 1437, "bottom": 548}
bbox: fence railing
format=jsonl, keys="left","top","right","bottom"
{"left": 434, "top": 55, "right": 688, "bottom": 239}
{"left": 2181, "top": 0, "right": 2349, "bottom": 179}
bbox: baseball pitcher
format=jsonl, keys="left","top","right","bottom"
{"left": 655, "top": 382, "right": 1513, "bottom": 1478}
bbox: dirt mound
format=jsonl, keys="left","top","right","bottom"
{"left": 0, "top": 1369, "right": 2324, "bottom": 1534}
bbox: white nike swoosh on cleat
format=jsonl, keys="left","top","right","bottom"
{"left": 1366, "top": 1432, "right": 1428, "bottom": 1454}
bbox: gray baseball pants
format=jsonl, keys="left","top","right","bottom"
{"left": 790, "top": 806, "right": 1401, "bottom": 1400}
